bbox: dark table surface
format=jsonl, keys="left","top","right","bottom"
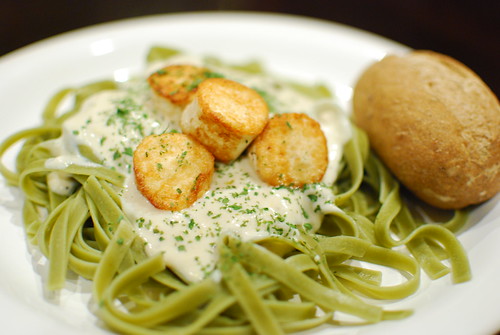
{"left": 1, "top": 0, "right": 499, "bottom": 96}
{"left": 0, "top": 1, "right": 499, "bottom": 334}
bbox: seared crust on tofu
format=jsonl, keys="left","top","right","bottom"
{"left": 181, "top": 78, "right": 269, "bottom": 163}
{"left": 249, "top": 113, "right": 328, "bottom": 187}
{"left": 133, "top": 133, "right": 214, "bottom": 211}
{"left": 147, "top": 65, "right": 211, "bottom": 107}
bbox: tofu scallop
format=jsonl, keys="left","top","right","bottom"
{"left": 249, "top": 113, "right": 328, "bottom": 187}
{"left": 133, "top": 133, "right": 214, "bottom": 211}
{"left": 181, "top": 78, "right": 269, "bottom": 163}
{"left": 147, "top": 64, "right": 212, "bottom": 108}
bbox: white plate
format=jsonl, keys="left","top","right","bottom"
{"left": 0, "top": 12, "right": 498, "bottom": 335}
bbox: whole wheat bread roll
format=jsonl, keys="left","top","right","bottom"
{"left": 353, "top": 50, "right": 500, "bottom": 209}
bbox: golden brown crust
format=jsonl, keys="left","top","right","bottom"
{"left": 147, "top": 65, "right": 210, "bottom": 107}
{"left": 353, "top": 50, "right": 500, "bottom": 209}
{"left": 181, "top": 78, "right": 269, "bottom": 163}
{"left": 133, "top": 133, "right": 214, "bottom": 211}
{"left": 248, "top": 113, "right": 328, "bottom": 187}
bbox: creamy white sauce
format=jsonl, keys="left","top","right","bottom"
{"left": 122, "top": 156, "right": 341, "bottom": 282}
{"left": 61, "top": 87, "right": 174, "bottom": 175}
{"left": 316, "top": 101, "right": 353, "bottom": 184}
{"left": 47, "top": 55, "right": 351, "bottom": 282}
{"left": 46, "top": 171, "right": 78, "bottom": 196}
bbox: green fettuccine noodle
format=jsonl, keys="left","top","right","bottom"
{"left": 0, "top": 45, "right": 472, "bottom": 335}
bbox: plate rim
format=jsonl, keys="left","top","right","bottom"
{"left": 0, "top": 11, "right": 409, "bottom": 62}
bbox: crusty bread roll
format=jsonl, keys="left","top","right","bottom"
{"left": 353, "top": 50, "right": 500, "bottom": 209}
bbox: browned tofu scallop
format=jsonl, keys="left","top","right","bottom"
{"left": 133, "top": 133, "right": 214, "bottom": 211}
{"left": 147, "top": 65, "right": 211, "bottom": 107}
{"left": 181, "top": 78, "right": 269, "bottom": 163}
{"left": 248, "top": 113, "right": 328, "bottom": 187}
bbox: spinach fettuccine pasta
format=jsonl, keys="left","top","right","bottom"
{"left": 0, "top": 46, "right": 471, "bottom": 335}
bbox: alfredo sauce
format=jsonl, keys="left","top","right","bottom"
{"left": 45, "top": 55, "right": 351, "bottom": 282}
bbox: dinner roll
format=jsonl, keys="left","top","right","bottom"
{"left": 353, "top": 50, "right": 500, "bottom": 209}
